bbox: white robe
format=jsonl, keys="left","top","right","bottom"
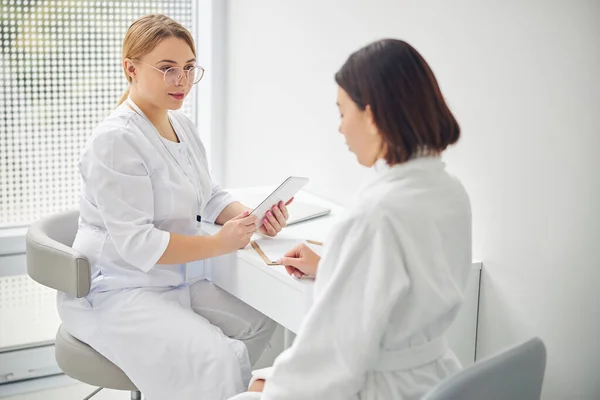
{"left": 57, "top": 98, "right": 253, "bottom": 399}
{"left": 231, "top": 157, "right": 472, "bottom": 400}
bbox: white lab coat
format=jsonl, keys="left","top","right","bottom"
{"left": 230, "top": 157, "right": 472, "bottom": 400}
{"left": 57, "top": 98, "right": 253, "bottom": 399}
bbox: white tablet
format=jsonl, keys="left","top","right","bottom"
{"left": 251, "top": 176, "right": 309, "bottom": 228}
{"left": 286, "top": 201, "right": 331, "bottom": 225}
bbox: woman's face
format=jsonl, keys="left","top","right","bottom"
{"left": 125, "top": 37, "right": 197, "bottom": 111}
{"left": 336, "top": 86, "right": 383, "bottom": 167}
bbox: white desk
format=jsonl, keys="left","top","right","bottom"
{"left": 201, "top": 188, "right": 482, "bottom": 367}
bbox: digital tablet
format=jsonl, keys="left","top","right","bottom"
{"left": 251, "top": 176, "right": 309, "bottom": 228}
{"left": 286, "top": 201, "right": 331, "bottom": 225}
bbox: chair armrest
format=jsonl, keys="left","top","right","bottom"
{"left": 26, "top": 211, "right": 91, "bottom": 298}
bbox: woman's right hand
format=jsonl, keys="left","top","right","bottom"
{"left": 215, "top": 211, "right": 258, "bottom": 253}
{"left": 278, "top": 243, "right": 321, "bottom": 278}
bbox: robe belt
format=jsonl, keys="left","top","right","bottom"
{"left": 373, "top": 336, "right": 449, "bottom": 371}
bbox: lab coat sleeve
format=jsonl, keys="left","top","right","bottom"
{"left": 202, "top": 182, "right": 236, "bottom": 224}
{"left": 260, "top": 213, "right": 411, "bottom": 400}
{"left": 83, "top": 129, "right": 170, "bottom": 272}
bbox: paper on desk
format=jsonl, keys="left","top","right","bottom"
{"left": 253, "top": 238, "right": 323, "bottom": 263}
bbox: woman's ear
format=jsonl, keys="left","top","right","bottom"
{"left": 123, "top": 59, "right": 137, "bottom": 82}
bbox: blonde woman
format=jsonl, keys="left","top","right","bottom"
{"left": 57, "top": 14, "right": 288, "bottom": 399}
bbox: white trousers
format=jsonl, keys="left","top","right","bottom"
{"left": 57, "top": 279, "right": 277, "bottom": 400}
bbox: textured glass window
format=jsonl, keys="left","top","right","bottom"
{"left": 0, "top": 0, "right": 194, "bottom": 228}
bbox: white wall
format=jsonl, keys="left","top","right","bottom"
{"left": 222, "top": 1, "right": 600, "bottom": 398}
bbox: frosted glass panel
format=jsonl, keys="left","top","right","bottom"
{"left": 0, "top": 0, "right": 194, "bottom": 228}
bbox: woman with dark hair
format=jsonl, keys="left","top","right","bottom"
{"left": 231, "top": 39, "right": 472, "bottom": 400}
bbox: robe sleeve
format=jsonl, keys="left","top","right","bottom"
{"left": 82, "top": 128, "right": 170, "bottom": 272}
{"left": 260, "top": 212, "right": 411, "bottom": 400}
{"left": 228, "top": 393, "right": 261, "bottom": 400}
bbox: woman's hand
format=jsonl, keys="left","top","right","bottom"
{"left": 258, "top": 198, "right": 294, "bottom": 237}
{"left": 248, "top": 379, "right": 266, "bottom": 392}
{"left": 215, "top": 211, "right": 257, "bottom": 253}
{"left": 278, "top": 243, "right": 321, "bottom": 278}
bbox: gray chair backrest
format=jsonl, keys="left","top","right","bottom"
{"left": 26, "top": 209, "right": 91, "bottom": 298}
{"left": 423, "top": 337, "right": 546, "bottom": 400}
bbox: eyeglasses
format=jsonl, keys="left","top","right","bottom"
{"left": 134, "top": 60, "right": 205, "bottom": 86}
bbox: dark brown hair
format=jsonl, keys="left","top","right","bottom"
{"left": 335, "top": 39, "right": 460, "bottom": 165}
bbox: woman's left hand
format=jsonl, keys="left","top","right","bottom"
{"left": 258, "top": 198, "right": 294, "bottom": 237}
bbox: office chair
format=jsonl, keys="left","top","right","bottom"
{"left": 26, "top": 209, "right": 142, "bottom": 400}
{"left": 423, "top": 337, "right": 546, "bottom": 400}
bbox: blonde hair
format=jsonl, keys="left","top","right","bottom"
{"left": 118, "top": 14, "right": 196, "bottom": 105}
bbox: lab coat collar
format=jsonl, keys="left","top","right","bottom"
{"left": 124, "top": 97, "right": 148, "bottom": 120}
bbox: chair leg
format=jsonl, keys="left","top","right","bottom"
{"left": 83, "top": 388, "right": 103, "bottom": 400}
{"left": 131, "top": 390, "right": 142, "bottom": 400}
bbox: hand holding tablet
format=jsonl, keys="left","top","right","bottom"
{"left": 250, "top": 177, "right": 309, "bottom": 229}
